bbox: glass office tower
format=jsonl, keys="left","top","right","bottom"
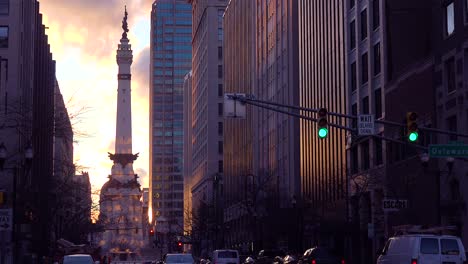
{"left": 149, "top": 0, "right": 192, "bottom": 232}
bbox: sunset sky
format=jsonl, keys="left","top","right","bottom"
{"left": 41, "top": 0, "right": 154, "bottom": 192}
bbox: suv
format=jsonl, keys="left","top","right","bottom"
{"left": 377, "top": 234, "right": 467, "bottom": 264}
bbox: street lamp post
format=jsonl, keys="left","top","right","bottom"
{"left": 0, "top": 142, "right": 34, "bottom": 264}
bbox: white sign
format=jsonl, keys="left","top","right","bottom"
{"left": 383, "top": 199, "right": 408, "bottom": 212}
{"left": 358, "top": 114, "right": 375, "bottom": 135}
{"left": 224, "top": 93, "right": 246, "bottom": 119}
{"left": 0, "top": 209, "right": 12, "bottom": 231}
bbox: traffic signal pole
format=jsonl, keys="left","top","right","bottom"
{"left": 230, "top": 94, "right": 468, "bottom": 139}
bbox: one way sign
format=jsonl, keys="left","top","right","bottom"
{"left": 0, "top": 209, "right": 12, "bottom": 231}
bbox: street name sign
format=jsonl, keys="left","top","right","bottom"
{"left": 429, "top": 144, "right": 468, "bottom": 158}
{"left": 0, "top": 209, "right": 12, "bottom": 231}
{"left": 383, "top": 199, "right": 408, "bottom": 212}
{"left": 358, "top": 114, "right": 375, "bottom": 136}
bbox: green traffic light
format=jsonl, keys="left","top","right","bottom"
{"left": 318, "top": 127, "right": 328, "bottom": 138}
{"left": 409, "top": 131, "right": 419, "bottom": 142}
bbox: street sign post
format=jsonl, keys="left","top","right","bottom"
{"left": 383, "top": 199, "right": 408, "bottom": 212}
{"left": 358, "top": 114, "right": 375, "bottom": 136}
{"left": 429, "top": 144, "right": 468, "bottom": 158}
{"left": 0, "top": 209, "right": 12, "bottom": 231}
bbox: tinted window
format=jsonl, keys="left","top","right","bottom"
{"left": 441, "top": 239, "right": 460, "bottom": 255}
{"left": 420, "top": 238, "right": 439, "bottom": 254}
{"left": 218, "top": 251, "right": 238, "bottom": 258}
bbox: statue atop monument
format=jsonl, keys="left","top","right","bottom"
{"left": 122, "top": 5, "right": 129, "bottom": 39}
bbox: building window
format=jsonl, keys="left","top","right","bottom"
{"left": 218, "top": 122, "right": 223, "bottom": 135}
{"left": 351, "top": 146, "right": 358, "bottom": 174}
{"left": 445, "top": 2, "right": 455, "bottom": 36}
{"left": 361, "top": 140, "right": 370, "bottom": 170}
{"left": 0, "top": 0, "right": 8, "bottom": 15}
{"left": 218, "top": 141, "right": 223, "bottom": 154}
{"left": 361, "top": 52, "right": 369, "bottom": 84}
{"left": 218, "top": 65, "right": 223, "bottom": 78}
{"left": 350, "top": 20, "right": 356, "bottom": 50}
{"left": 373, "top": 42, "right": 381, "bottom": 75}
{"left": 362, "top": 96, "right": 369, "bottom": 114}
{"left": 218, "top": 160, "right": 223, "bottom": 173}
{"left": 351, "top": 62, "right": 357, "bottom": 91}
{"left": 445, "top": 57, "right": 456, "bottom": 93}
{"left": 352, "top": 103, "right": 358, "bottom": 129}
{"left": 218, "top": 103, "right": 223, "bottom": 116}
{"left": 218, "top": 46, "right": 223, "bottom": 60}
{"left": 0, "top": 26, "right": 7, "bottom": 48}
{"left": 218, "top": 84, "right": 223, "bottom": 97}
{"left": 373, "top": 0, "right": 380, "bottom": 30}
{"left": 361, "top": 9, "right": 368, "bottom": 40}
{"left": 375, "top": 137, "right": 383, "bottom": 165}
{"left": 350, "top": 0, "right": 355, "bottom": 9}
{"left": 447, "top": 115, "right": 457, "bottom": 141}
{"left": 375, "top": 88, "right": 382, "bottom": 118}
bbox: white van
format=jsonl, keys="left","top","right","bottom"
{"left": 377, "top": 234, "right": 467, "bottom": 264}
{"left": 212, "top": 250, "right": 240, "bottom": 264}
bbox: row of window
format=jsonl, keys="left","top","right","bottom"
{"left": 349, "top": 0, "right": 380, "bottom": 50}
{"left": 350, "top": 42, "right": 381, "bottom": 91}
{"left": 154, "top": 28, "right": 192, "bottom": 34}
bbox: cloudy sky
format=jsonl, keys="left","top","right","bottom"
{"left": 41, "top": 0, "right": 154, "bottom": 192}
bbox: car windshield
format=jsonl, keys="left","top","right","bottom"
{"left": 63, "top": 256, "right": 94, "bottom": 264}
{"left": 165, "top": 254, "right": 193, "bottom": 263}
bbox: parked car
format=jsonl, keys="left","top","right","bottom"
{"left": 256, "top": 249, "right": 285, "bottom": 264}
{"left": 63, "top": 254, "right": 95, "bottom": 264}
{"left": 213, "top": 249, "right": 240, "bottom": 264}
{"left": 283, "top": 255, "right": 298, "bottom": 264}
{"left": 164, "top": 254, "right": 195, "bottom": 264}
{"left": 298, "top": 247, "right": 344, "bottom": 264}
{"left": 377, "top": 234, "right": 467, "bottom": 264}
{"left": 242, "top": 256, "right": 255, "bottom": 264}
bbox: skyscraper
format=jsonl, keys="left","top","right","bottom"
{"left": 298, "top": 0, "right": 347, "bottom": 252}
{"left": 149, "top": 0, "right": 192, "bottom": 233}
{"left": 223, "top": 0, "right": 256, "bottom": 251}
{"left": 187, "top": 0, "right": 228, "bottom": 252}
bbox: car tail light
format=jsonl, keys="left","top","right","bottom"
{"left": 411, "top": 259, "right": 417, "bottom": 264}
{"left": 311, "top": 260, "right": 316, "bottom": 264}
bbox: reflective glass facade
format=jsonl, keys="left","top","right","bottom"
{"left": 149, "top": 0, "right": 192, "bottom": 229}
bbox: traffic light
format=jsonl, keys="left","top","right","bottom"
{"left": 149, "top": 229, "right": 155, "bottom": 236}
{"left": 317, "top": 108, "right": 328, "bottom": 138}
{"left": 406, "top": 112, "right": 419, "bottom": 142}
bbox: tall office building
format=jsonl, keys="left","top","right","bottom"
{"left": 298, "top": 0, "right": 347, "bottom": 252}
{"left": 255, "top": 0, "right": 300, "bottom": 208}
{"left": 0, "top": 0, "right": 58, "bottom": 260}
{"left": 187, "top": 0, "right": 227, "bottom": 252}
{"left": 223, "top": 0, "right": 256, "bottom": 251}
{"left": 434, "top": 0, "right": 468, "bottom": 247}
{"left": 149, "top": 0, "right": 192, "bottom": 233}
{"left": 182, "top": 71, "right": 192, "bottom": 236}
